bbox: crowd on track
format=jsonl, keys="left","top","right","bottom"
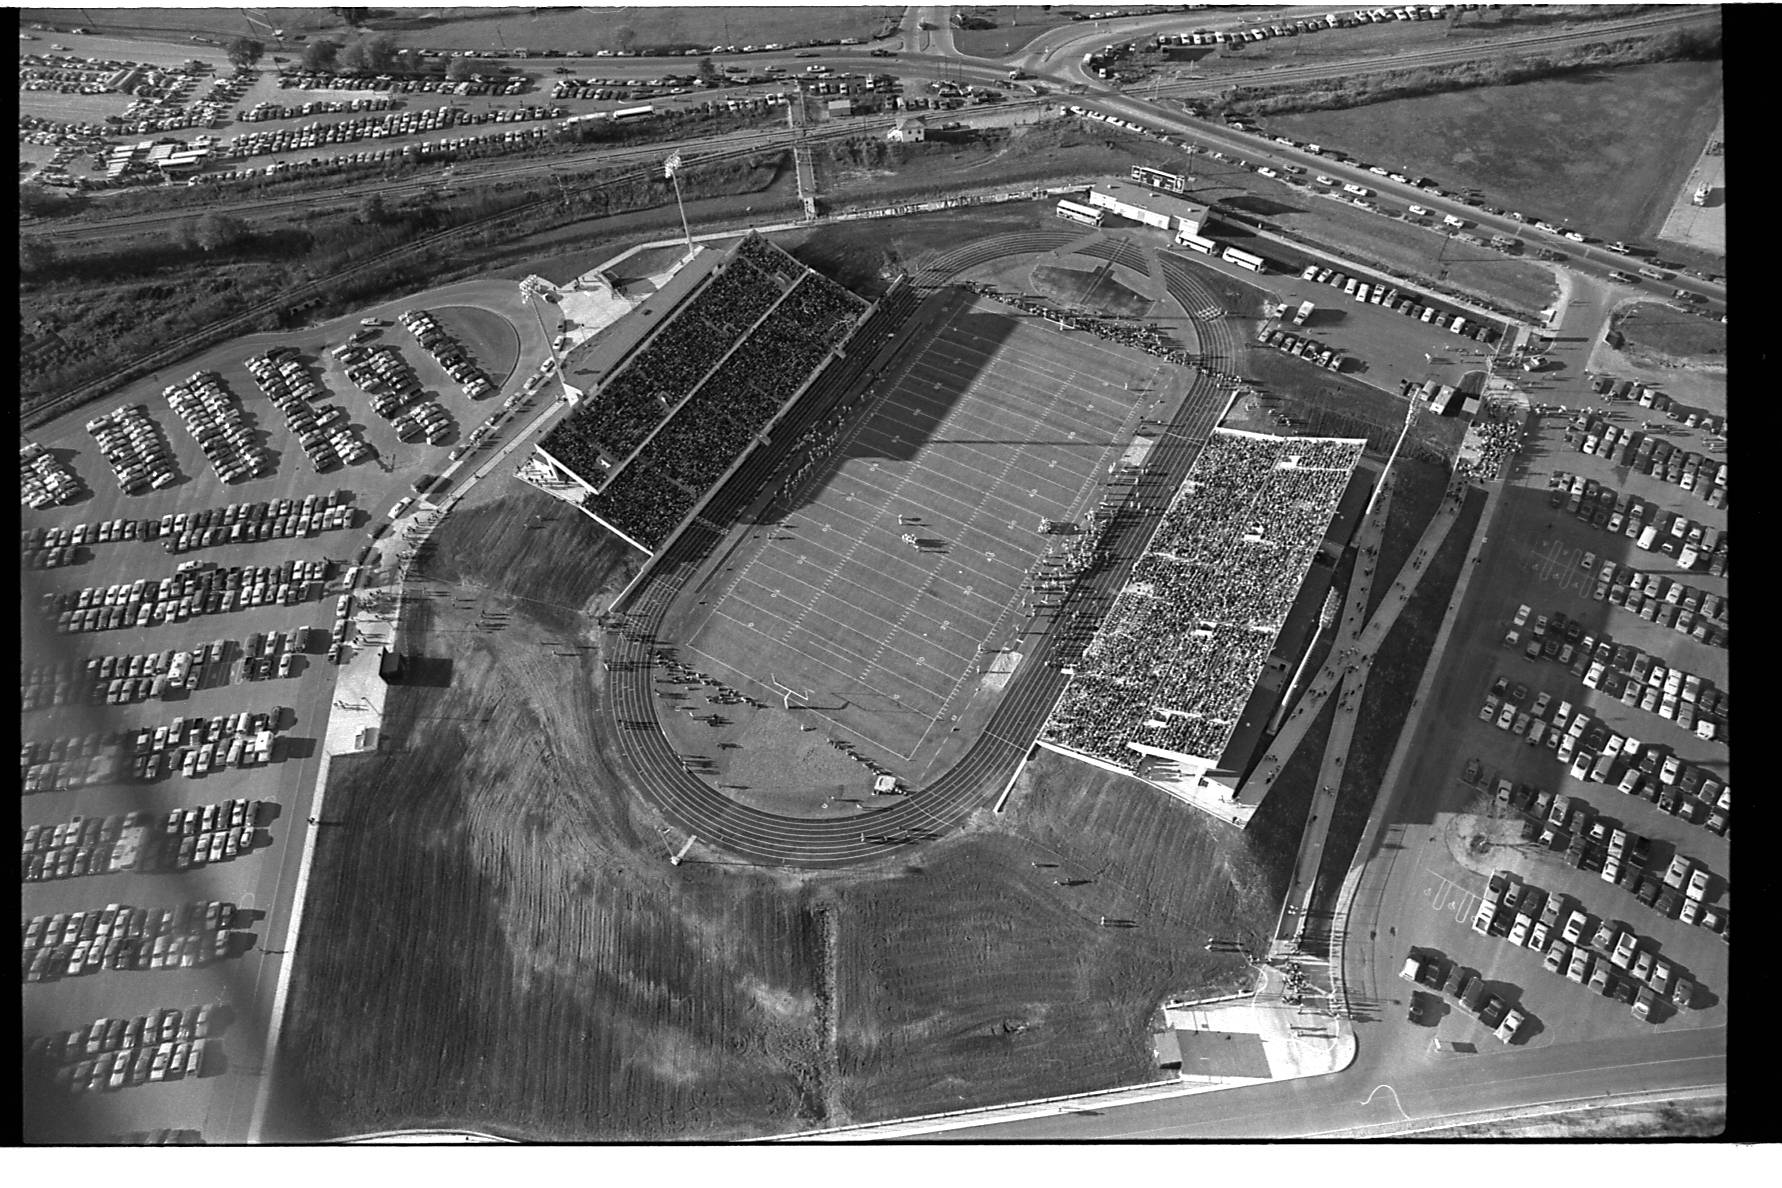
{"left": 1455, "top": 398, "right": 1528, "bottom": 484}
{"left": 969, "top": 283, "right": 1195, "bottom": 366}
{"left": 1044, "top": 433, "right": 1364, "bottom": 768}
{"left": 551, "top": 235, "right": 866, "bottom": 550}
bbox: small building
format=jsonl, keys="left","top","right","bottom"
{"left": 1087, "top": 178, "right": 1209, "bottom": 237}
{"left": 378, "top": 649, "right": 405, "bottom": 684}
{"left": 826, "top": 96, "right": 853, "bottom": 117}
{"left": 887, "top": 115, "right": 926, "bottom": 143}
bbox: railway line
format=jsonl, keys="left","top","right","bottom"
{"left": 599, "top": 238, "right": 1238, "bottom": 867}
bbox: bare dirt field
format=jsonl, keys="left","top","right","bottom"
{"left": 1269, "top": 60, "right": 1724, "bottom": 244}
{"left": 275, "top": 466, "right": 1301, "bottom": 1137}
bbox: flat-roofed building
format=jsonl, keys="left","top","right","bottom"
{"left": 1087, "top": 178, "right": 1209, "bottom": 237}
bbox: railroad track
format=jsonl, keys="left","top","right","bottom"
{"left": 601, "top": 239, "right": 1240, "bottom": 867}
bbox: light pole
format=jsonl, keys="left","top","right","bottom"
{"left": 664, "top": 152, "right": 694, "bottom": 260}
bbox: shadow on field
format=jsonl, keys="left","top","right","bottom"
{"left": 1222, "top": 194, "right": 1305, "bottom": 220}
{"left": 387, "top": 655, "right": 455, "bottom": 688}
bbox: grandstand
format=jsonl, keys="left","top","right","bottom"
{"left": 530, "top": 233, "right": 869, "bottom": 553}
{"left": 1040, "top": 430, "right": 1367, "bottom": 805}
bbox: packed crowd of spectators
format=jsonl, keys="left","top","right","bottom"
{"left": 1454, "top": 396, "right": 1526, "bottom": 483}
{"left": 542, "top": 245, "right": 798, "bottom": 477}
{"left": 1043, "top": 432, "right": 1363, "bottom": 768}
{"left": 581, "top": 243, "right": 867, "bottom": 550}
{"left": 973, "top": 284, "right": 1194, "bottom": 366}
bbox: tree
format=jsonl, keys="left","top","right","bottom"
{"left": 301, "top": 38, "right": 341, "bottom": 73}
{"left": 696, "top": 55, "right": 722, "bottom": 87}
{"left": 194, "top": 212, "right": 250, "bottom": 252}
{"left": 358, "top": 192, "right": 389, "bottom": 225}
{"left": 18, "top": 183, "right": 75, "bottom": 218}
{"left": 363, "top": 32, "right": 399, "bottom": 72}
{"left": 445, "top": 55, "right": 474, "bottom": 82}
{"left": 338, "top": 37, "right": 368, "bottom": 73}
{"left": 226, "top": 36, "right": 264, "bottom": 67}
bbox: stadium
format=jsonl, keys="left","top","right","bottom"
{"left": 520, "top": 229, "right": 1371, "bottom": 860}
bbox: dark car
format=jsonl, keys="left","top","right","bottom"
{"left": 1443, "top": 965, "right": 1471, "bottom": 999}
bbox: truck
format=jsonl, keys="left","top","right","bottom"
{"left": 1292, "top": 300, "right": 1314, "bottom": 326}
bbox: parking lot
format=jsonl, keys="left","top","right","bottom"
{"left": 1258, "top": 259, "right": 1512, "bottom": 398}
{"left": 1358, "top": 347, "right": 1727, "bottom": 1057}
{"left": 21, "top": 277, "right": 559, "bottom": 1141}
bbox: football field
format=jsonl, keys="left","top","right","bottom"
{"left": 682, "top": 291, "right": 1168, "bottom": 765}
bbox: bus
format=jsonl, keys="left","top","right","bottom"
{"left": 1131, "top": 164, "right": 1187, "bottom": 193}
{"left": 1221, "top": 246, "right": 1266, "bottom": 273}
{"left": 1056, "top": 198, "right": 1104, "bottom": 226}
{"left": 1174, "top": 230, "right": 1217, "bottom": 254}
{"left": 610, "top": 105, "right": 655, "bottom": 123}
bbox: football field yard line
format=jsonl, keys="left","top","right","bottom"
{"left": 682, "top": 631, "right": 941, "bottom": 760}
{"left": 703, "top": 597, "right": 945, "bottom": 714}
{"left": 738, "top": 541, "right": 1007, "bottom": 631}
{"left": 725, "top": 571, "right": 981, "bottom": 681}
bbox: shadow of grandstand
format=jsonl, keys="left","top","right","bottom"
{"left": 760, "top": 290, "right": 1026, "bottom": 519}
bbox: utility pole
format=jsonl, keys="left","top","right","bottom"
{"left": 664, "top": 152, "right": 693, "bottom": 260}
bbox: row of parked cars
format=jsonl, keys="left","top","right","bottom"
{"left": 1474, "top": 872, "right": 1699, "bottom": 1021}
{"left": 21, "top": 797, "right": 274, "bottom": 883}
{"left": 237, "top": 95, "right": 396, "bottom": 122}
{"left": 223, "top": 101, "right": 562, "bottom": 160}
{"left": 53, "top": 1036, "right": 210, "bottom": 1094}
{"left": 1490, "top": 769, "right": 1726, "bottom": 924}
{"left": 23, "top": 900, "right": 243, "bottom": 981}
{"left": 1254, "top": 323, "right": 1344, "bottom": 371}
{"left": 1567, "top": 413, "right": 1727, "bottom": 511}
{"left": 20, "top": 441, "right": 84, "bottom": 511}
{"left": 42, "top": 557, "right": 333, "bottom": 635}
{"left": 21, "top": 638, "right": 221, "bottom": 714}
{"left": 164, "top": 370, "right": 272, "bottom": 484}
{"left": 1293, "top": 261, "right": 1503, "bottom": 345}
{"left": 276, "top": 69, "right": 530, "bottom": 96}
{"left": 400, "top": 309, "right": 498, "bottom": 400}
{"left": 85, "top": 404, "right": 177, "bottom": 495}
{"left": 335, "top": 340, "right": 453, "bottom": 441}
{"left": 1519, "top": 604, "right": 1726, "bottom": 742}
{"left": 1480, "top": 643, "right": 1729, "bottom": 835}
{"left": 1550, "top": 473, "right": 1729, "bottom": 578}
{"left": 1591, "top": 375, "right": 1727, "bottom": 437}
{"left": 18, "top": 736, "right": 121, "bottom": 797}
{"left": 30, "top": 1004, "right": 221, "bottom": 1067}
{"left": 1399, "top": 948, "right": 1525, "bottom": 1043}
{"left": 244, "top": 347, "right": 377, "bottom": 472}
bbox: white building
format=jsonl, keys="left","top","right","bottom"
{"left": 1087, "top": 178, "right": 1208, "bottom": 237}
{"left": 887, "top": 115, "right": 926, "bottom": 143}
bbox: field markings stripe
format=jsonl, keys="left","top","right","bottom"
{"left": 748, "top": 554, "right": 1008, "bottom": 631}
{"left": 678, "top": 641, "right": 922, "bottom": 760}
{"left": 696, "top": 610, "right": 946, "bottom": 726}
{"left": 720, "top": 585, "right": 977, "bottom": 684}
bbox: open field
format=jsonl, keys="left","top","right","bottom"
{"left": 1610, "top": 300, "right": 1725, "bottom": 364}
{"left": 277, "top": 472, "right": 1302, "bottom": 1137}
{"left": 831, "top": 747, "right": 1295, "bottom": 1122}
{"left": 950, "top": 6, "right": 1083, "bottom": 58}
{"left": 22, "top": 6, "right": 900, "bottom": 52}
{"left": 387, "top": 6, "right": 901, "bottom": 53}
{"left": 680, "top": 291, "right": 1158, "bottom": 769}
{"left": 1269, "top": 61, "right": 1723, "bottom": 245}
{"left": 1309, "top": 483, "right": 1485, "bottom": 916}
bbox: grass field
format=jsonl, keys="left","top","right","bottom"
{"left": 1611, "top": 300, "right": 1726, "bottom": 364}
{"left": 1269, "top": 61, "right": 1723, "bottom": 244}
{"left": 1308, "top": 482, "right": 1485, "bottom": 917}
{"left": 1030, "top": 263, "right": 1153, "bottom": 318}
{"left": 1242, "top": 349, "right": 1467, "bottom": 466}
{"left": 389, "top": 6, "right": 901, "bottom": 53}
{"left": 681, "top": 291, "right": 1158, "bottom": 766}
{"left": 277, "top": 473, "right": 1308, "bottom": 1137}
{"left": 830, "top": 746, "right": 1299, "bottom": 1121}
{"left": 949, "top": 6, "right": 1082, "bottom": 59}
